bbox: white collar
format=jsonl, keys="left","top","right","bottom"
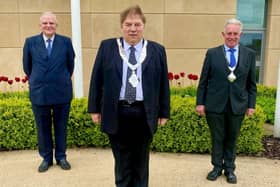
{"left": 123, "top": 39, "right": 143, "bottom": 52}
{"left": 43, "top": 34, "right": 55, "bottom": 42}
{"left": 224, "top": 44, "right": 239, "bottom": 51}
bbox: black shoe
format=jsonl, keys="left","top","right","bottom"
{"left": 206, "top": 169, "right": 222, "bottom": 181}
{"left": 224, "top": 171, "right": 237, "bottom": 184}
{"left": 38, "top": 160, "right": 53, "bottom": 172}
{"left": 57, "top": 159, "right": 71, "bottom": 170}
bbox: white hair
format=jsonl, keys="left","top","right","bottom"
{"left": 224, "top": 18, "right": 243, "bottom": 32}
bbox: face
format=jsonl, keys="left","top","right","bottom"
{"left": 121, "top": 14, "right": 145, "bottom": 45}
{"left": 222, "top": 24, "right": 242, "bottom": 48}
{"left": 40, "top": 14, "right": 57, "bottom": 38}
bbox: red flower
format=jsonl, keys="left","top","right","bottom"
{"left": 15, "top": 77, "right": 20, "bottom": 82}
{"left": 180, "top": 72, "right": 185, "bottom": 78}
{"left": 168, "top": 72, "right": 174, "bottom": 80}
{"left": 22, "top": 79, "right": 27, "bottom": 83}
{"left": 3, "top": 76, "right": 8, "bottom": 81}
{"left": 192, "top": 75, "right": 198, "bottom": 80}
{"left": 24, "top": 75, "right": 28, "bottom": 81}
{"left": 8, "top": 80, "right": 13, "bottom": 85}
{"left": 174, "top": 74, "right": 180, "bottom": 80}
{"left": 187, "top": 74, "right": 193, "bottom": 80}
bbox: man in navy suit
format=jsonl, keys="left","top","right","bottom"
{"left": 196, "top": 18, "right": 257, "bottom": 184}
{"left": 23, "top": 12, "right": 75, "bottom": 172}
{"left": 88, "top": 5, "right": 170, "bottom": 187}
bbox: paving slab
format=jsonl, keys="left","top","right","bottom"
{"left": 0, "top": 148, "right": 279, "bottom": 187}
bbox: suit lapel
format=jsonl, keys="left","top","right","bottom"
{"left": 37, "top": 34, "right": 48, "bottom": 56}
{"left": 234, "top": 45, "right": 248, "bottom": 77}
{"left": 114, "top": 38, "right": 123, "bottom": 79}
{"left": 142, "top": 41, "right": 152, "bottom": 72}
{"left": 116, "top": 54, "right": 123, "bottom": 79}
{"left": 35, "top": 35, "right": 49, "bottom": 68}
{"left": 49, "top": 35, "right": 60, "bottom": 60}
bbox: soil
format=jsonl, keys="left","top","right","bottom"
{"left": 261, "top": 135, "right": 280, "bottom": 160}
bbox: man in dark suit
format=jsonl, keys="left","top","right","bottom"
{"left": 88, "top": 5, "right": 170, "bottom": 187}
{"left": 23, "top": 12, "right": 75, "bottom": 172}
{"left": 196, "top": 18, "right": 257, "bottom": 184}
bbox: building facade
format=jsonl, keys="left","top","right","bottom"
{"left": 0, "top": 0, "right": 279, "bottom": 94}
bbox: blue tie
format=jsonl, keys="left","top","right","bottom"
{"left": 125, "top": 46, "right": 137, "bottom": 103}
{"left": 228, "top": 48, "right": 236, "bottom": 68}
{"left": 47, "top": 39, "right": 52, "bottom": 57}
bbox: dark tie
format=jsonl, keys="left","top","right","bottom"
{"left": 125, "top": 46, "right": 137, "bottom": 103}
{"left": 228, "top": 48, "right": 236, "bottom": 68}
{"left": 47, "top": 39, "right": 52, "bottom": 57}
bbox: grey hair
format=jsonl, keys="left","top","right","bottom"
{"left": 224, "top": 18, "right": 243, "bottom": 32}
{"left": 39, "top": 11, "right": 58, "bottom": 24}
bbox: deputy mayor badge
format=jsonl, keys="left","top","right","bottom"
{"left": 129, "top": 71, "right": 139, "bottom": 87}
{"left": 228, "top": 71, "right": 236, "bottom": 82}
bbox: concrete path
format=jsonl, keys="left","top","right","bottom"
{"left": 0, "top": 148, "right": 280, "bottom": 187}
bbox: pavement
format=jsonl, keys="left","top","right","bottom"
{"left": 0, "top": 148, "right": 280, "bottom": 187}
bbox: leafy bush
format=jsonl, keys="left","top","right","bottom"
{"left": 170, "top": 86, "right": 197, "bottom": 97}
{"left": 0, "top": 91, "right": 265, "bottom": 154}
{"left": 0, "top": 98, "right": 37, "bottom": 149}
{"left": 256, "top": 85, "right": 276, "bottom": 124}
{"left": 170, "top": 85, "right": 276, "bottom": 124}
{"left": 151, "top": 96, "right": 265, "bottom": 154}
{"left": 257, "top": 84, "right": 276, "bottom": 98}
{"left": 151, "top": 96, "right": 211, "bottom": 152}
{"left": 0, "top": 91, "right": 29, "bottom": 99}
{"left": 256, "top": 97, "right": 275, "bottom": 124}
{"left": 67, "top": 98, "right": 110, "bottom": 147}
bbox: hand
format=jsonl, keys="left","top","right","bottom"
{"left": 158, "top": 118, "right": 168, "bottom": 126}
{"left": 246, "top": 108, "right": 255, "bottom": 116}
{"left": 90, "top": 113, "right": 101, "bottom": 124}
{"left": 196, "top": 105, "right": 205, "bottom": 116}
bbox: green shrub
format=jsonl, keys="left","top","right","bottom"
{"left": 0, "top": 98, "right": 37, "bottom": 149}
{"left": 237, "top": 106, "right": 265, "bottom": 153}
{"left": 0, "top": 91, "right": 29, "bottom": 99}
{"left": 0, "top": 91, "right": 265, "bottom": 154}
{"left": 256, "top": 85, "right": 276, "bottom": 124}
{"left": 257, "top": 84, "right": 276, "bottom": 98}
{"left": 170, "top": 86, "right": 197, "bottom": 97}
{"left": 151, "top": 96, "right": 210, "bottom": 153}
{"left": 256, "top": 97, "right": 275, "bottom": 124}
{"left": 170, "top": 85, "right": 276, "bottom": 124}
{"left": 151, "top": 96, "right": 265, "bottom": 154}
{"left": 67, "top": 98, "right": 110, "bottom": 147}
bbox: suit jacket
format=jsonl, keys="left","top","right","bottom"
{"left": 88, "top": 38, "right": 170, "bottom": 135}
{"left": 196, "top": 44, "right": 257, "bottom": 115}
{"left": 23, "top": 33, "right": 75, "bottom": 105}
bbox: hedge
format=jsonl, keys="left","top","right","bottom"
{"left": 151, "top": 96, "right": 265, "bottom": 154}
{"left": 171, "top": 85, "right": 276, "bottom": 124}
{"left": 0, "top": 93, "right": 265, "bottom": 154}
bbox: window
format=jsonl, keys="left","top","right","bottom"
{"left": 239, "top": 32, "right": 265, "bottom": 83}
{"left": 237, "top": 0, "right": 267, "bottom": 83}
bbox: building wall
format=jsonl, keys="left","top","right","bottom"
{"left": 264, "top": 0, "right": 280, "bottom": 86}
{"left": 0, "top": 0, "right": 279, "bottom": 94}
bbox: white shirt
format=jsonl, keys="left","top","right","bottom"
{"left": 43, "top": 34, "right": 55, "bottom": 48}
{"left": 224, "top": 44, "right": 239, "bottom": 71}
{"left": 119, "top": 39, "right": 144, "bottom": 101}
